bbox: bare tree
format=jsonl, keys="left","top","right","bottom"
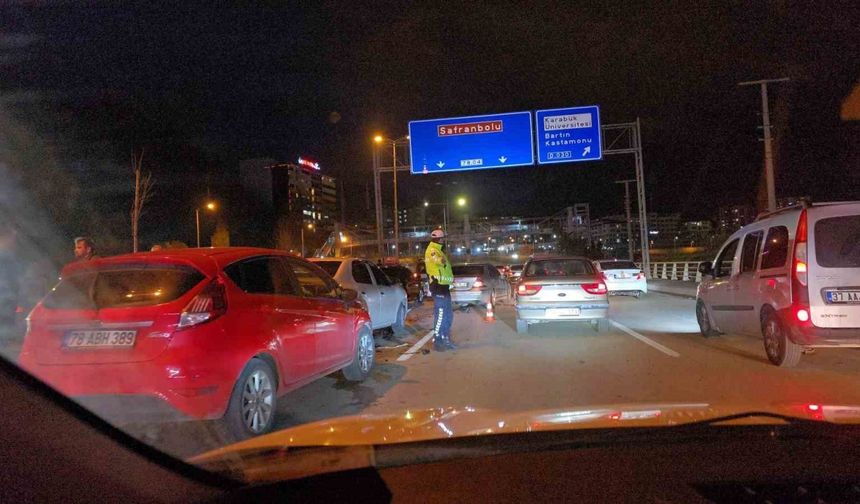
{"left": 130, "top": 150, "right": 155, "bottom": 253}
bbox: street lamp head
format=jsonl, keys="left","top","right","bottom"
{"left": 457, "top": 197, "right": 467, "bottom": 207}
{"left": 423, "top": 201, "right": 429, "bottom": 207}
{"left": 205, "top": 201, "right": 217, "bottom": 211}
{"left": 373, "top": 135, "right": 384, "bottom": 144}
{"left": 307, "top": 223, "right": 314, "bottom": 230}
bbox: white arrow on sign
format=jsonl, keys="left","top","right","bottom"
{"left": 498, "top": 156, "right": 508, "bottom": 163}
{"left": 436, "top": 161, "right": 445, "bottom": 168}
{"left": 582, "top": 146, "right": 591, "bottom": 157}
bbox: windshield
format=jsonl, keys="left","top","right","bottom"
{"left": 312, "top": 260, "right": 343, "bottom": 278}
{"left": 452, "top": 265, "right": 484, "bottom": 277}
{"left": 43, "top": 266, "right": 204, "bottom": 309}
{"left": 2, "top": 3, "right": 859, "bottom": 487}
{"left": 599, "top": 261, "right": 638, "bottom": 270}
{"left": 524, "top": 259, "right": 593, "bottom": 277}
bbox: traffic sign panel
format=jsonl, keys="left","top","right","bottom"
{"left": 535, "top": 105, "right": 602, "bottom": 164}
{"left": 408, "top": 111, "right": 534, "bottom": 174}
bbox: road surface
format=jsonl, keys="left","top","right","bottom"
{"left": 52, "top": 292, "right": 860, "bottom": 458}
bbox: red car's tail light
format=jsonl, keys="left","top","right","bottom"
{"left": 517, "top": 284, "right": 542, "bottom": 296}
{"left": 178, "top": 278, "right": 227, "bottom": 329}
{"left": 473, "top": 278, "right": 484, "bottom": 289}
{"left": 582, "top": 282, "right": 608, "bottom": 295}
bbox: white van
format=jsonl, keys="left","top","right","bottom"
{"left": 696, "top": 201, "right": 860, "bottom": 367}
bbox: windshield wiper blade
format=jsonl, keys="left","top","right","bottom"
{"left": 673, "top": 411, "right": 823, "bottom": 429}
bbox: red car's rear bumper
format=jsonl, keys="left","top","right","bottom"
{"left": 18, "top": 327, "right": 242, "bottom": 422}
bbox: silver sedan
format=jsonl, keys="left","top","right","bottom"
{"left": 310, "top": 258, "right": 408, "bottom": 331}
{"left": 514, "top": 256, "right": 610, "bottom": 334}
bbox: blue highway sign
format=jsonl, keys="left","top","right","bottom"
{"left": 408, "top": 111, "right": 534, "bottom": 174}
{"left": 535, "top": 105, "right": 602, "bottom": 164}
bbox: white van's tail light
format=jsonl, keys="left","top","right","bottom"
{"left": 791, "top": 209, "right": 810, "bottom": 322}
{"left": 795, "top": 242, "right": 808, "bottom": 287}
{"left": 178, "top": 278, "right": 227, "bottom": 329}
{"left": 472, "top": 278, "right": 484, "bottom": 289}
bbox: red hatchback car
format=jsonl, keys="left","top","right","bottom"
{"left": 18, "top": 247, "right": 374, "bottom": 439}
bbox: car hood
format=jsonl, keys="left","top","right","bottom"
{"left": 190, "top": 401, "right": 854, "bottom": 466}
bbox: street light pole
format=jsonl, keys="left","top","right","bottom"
{"left": 615, "top": 179, "right": 636, "bottom": 261}
{"left": 195, "top": 201, "right": 217, "bottom": 248}
{"left": 372, "top": 140, "right": 384, "bottom": 257}
{"left": 739, "top": 77, "right": 789, "bottom": 212}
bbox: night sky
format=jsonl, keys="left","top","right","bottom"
{"left": 1, "top": 3, "right": 858, "bottom": 250}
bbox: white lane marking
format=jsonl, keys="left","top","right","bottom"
{"left": 610, "top": 320, "right": 680, "bottom": 358}
{"left": 396, "top": 331, "right": 436, "bottom": 362}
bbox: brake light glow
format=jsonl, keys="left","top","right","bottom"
{"left": 805, "top": 403, "right": 825, "bottom": 420}
{"left": 635, "top": 272, "right": 644, "bottom": 280}
{"left": 796, "top": 308, "right": 810, "bottom": 322}
{"left": 178, "top": 278, "right": 227, "bottom": 329}
{"left": 582, "top": 282, "right": 608, "bottom": 295}
{"left": 472, "top": 278, "right": 484, "bottom": 289}
{"left": 517, "top": 284, "right": 542, "bottom": 296}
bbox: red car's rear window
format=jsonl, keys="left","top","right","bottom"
{"left": 44, "top": 265, "right": 205, "bottom": 310}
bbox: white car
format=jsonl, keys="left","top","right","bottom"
{"left": 593, "top": 259, "right": 648, "bottom": 298}
{"left": 515, "top": 256, "right": 610, "bottom": 333}
{"left": 310, "top": 258, "right": 408, "bottom": 331}
{"left": 697, "top": 200, "right": 860, "bottom": 367}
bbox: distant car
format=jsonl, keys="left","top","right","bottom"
{"left": 593, "top": 259, "right": 647, "bottom": 298}
{"left": 311, "top": 258, "right": 408, "bottom": 331}
{"left": 18, "top": 248, "right": 373, "bottom": 440}
{"left": 697, "top": 200, "right": 860, "bottom": 367}
{"left": 515, "top": 256, "right": 609, "bottom": 334}
{"left": 509, "top": 264, "right": 524, "bottom": 281}
{"left": 451, "top": 263, "right": 511, "bottom": 309}
{"left": 380, "top": 264, "right": 424, "bottom": 303}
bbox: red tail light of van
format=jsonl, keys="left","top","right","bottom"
{"left": 791, "top": 209, "right": 810, "bottom": 325}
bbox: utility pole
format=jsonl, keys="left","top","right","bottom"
{"left": 392, "top": 141, "right": 399, "bottom": 258}
{"left": 464, "top": 212, "right": 470, "bottom": 261}
{"left": 615, "top": 179, "right": 636, "bottom": 261}
{"left": 739, "top": 77, "right": 789, "bottom": 212}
